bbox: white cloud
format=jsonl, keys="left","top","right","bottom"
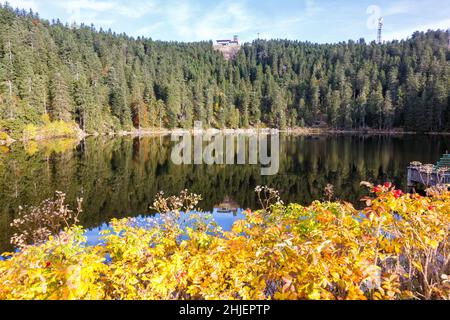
{"left": 149, "top": 0, "right": 323, "bottom": 41}
{"left": 134, "top": 21, "right": 165, "bottom": 37}
{"left": 134, "top": 0, "right": 327, "bottom": 42}
{"left": 383, "top": 1, "right": 416, "bottom": 17}
{"left": 59, "top": 0, "right": 158, "bottom": 25}
{"left": 136, "top": 0, "right": 255, "bottom": 41}
{"left": 63, "top": 0, "right": 114, "bottom": 12}
{"left": 166, "top": 2, "right": 194, "bottom": 37}
{"left": 384, "top": 18, "right": 450, "bottom": 40}
{"left": 305, "top": 0, "right": 323, "bottom": 16}
{"left": 192, "top": 2, "right": 253, "bottom": 40}
{"left": 252, "top": 0, "right": 324, "bottom": 41}
{"left": 115, "top": 1, "right": 158, "bottom": 19}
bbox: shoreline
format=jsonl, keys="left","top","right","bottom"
{"left": 81, "top": 127, "right": 437, "bottom": 137}
{"left": 84, "top": 127, "right": 427, "bottom": 136}
{"left": 2, "top": 127, "right": 450, "bottom": 145}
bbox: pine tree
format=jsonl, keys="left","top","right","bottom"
{"left": 383, "top": 90, "right": 394, "bottom": 129}
{"left": 167, "top": 81, "right": 181, "bottom": 129}
{"left": 328, "top": 91, "right": 340, "bottom": 129}
{"left": 50, "top": 71, "right": 71, "bottom": 121}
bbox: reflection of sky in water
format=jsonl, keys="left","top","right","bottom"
{"left": 0, "top": 210, "right": 384, "bottom": 262}
{"left": 84, "top": 209, "right": 246, "bottom": 246}
{"left": 0, "top": 209, "right": 247, "bottom": 260}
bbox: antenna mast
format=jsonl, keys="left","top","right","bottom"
{"left": 448, "top": 28, "right": 450, "bottom": 49}
{"left": 377, "top": 17, "right": 383, "bottom": 44}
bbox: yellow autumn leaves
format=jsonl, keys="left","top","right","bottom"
{"left": 0, "top": 187, "right": 449, "bottom": 300}
{"left": 22, "top": 115, "right": 80, "bottom": 141}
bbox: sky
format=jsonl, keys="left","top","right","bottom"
{"left": 3, "top": 0, "right": 450, "bottom": 43}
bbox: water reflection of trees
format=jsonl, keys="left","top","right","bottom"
{"left": 0, "top": 134, "right": 448, "bottom": 252}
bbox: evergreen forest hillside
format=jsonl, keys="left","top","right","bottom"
{"left": 1, "top": 4, "right": 449, "bottom": 136}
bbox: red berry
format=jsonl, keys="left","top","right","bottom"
{"left": 45, "top": 261, "right": 52, "bottom": 268}
{"left": 394, "top": 190, "right": 403, "bottom": 199}
{"left": 384, "top": 182, "right": 392, "bottom": 188}
{"left": 373, "top": 186, "right": 381, "bottom": 193}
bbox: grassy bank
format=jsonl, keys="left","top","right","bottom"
{"left": 0, "top": 184, "right": 449, "bottom": 300}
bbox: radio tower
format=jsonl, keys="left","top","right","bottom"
{"left": 377, "top": 17, "right": 383, "bottom": 44}
{"left": 447, "top": 28, "right": 450, "bottom": 49}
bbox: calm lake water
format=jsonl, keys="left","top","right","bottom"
{"left": 0, "top": 134, "right": 449, "bottom": 252}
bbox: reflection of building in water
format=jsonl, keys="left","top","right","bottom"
{"left": 214, "top": 196, "right": 240, "bottom": 213}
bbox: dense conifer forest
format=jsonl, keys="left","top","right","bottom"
{"left": 0, "top": 4, "right": 449, "bottom": 136}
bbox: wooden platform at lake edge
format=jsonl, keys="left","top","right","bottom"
{"left": 407, "top": 154, "right": 450, "bottom": 190}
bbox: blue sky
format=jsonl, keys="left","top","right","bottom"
{"left": 4, "top": 0, "right": 450, "bottom": 43}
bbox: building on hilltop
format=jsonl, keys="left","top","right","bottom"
{"left": 214, "top": 35, "right": 241, "bottom": 60}
{"left": 216, "top": 35, "right": 239, "bottom": 46}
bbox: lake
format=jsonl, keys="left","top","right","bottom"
{"left": 0, "top": 133, "right": 448, "bottom": 252}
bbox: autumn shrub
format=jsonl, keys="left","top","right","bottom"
{"left": 0, "top": 226, "right": 107, "bottom": 300}
{"left": 361, "top": 182, "right": 450, "bottom": 299}
{"left": 0, "top": 186, "right": 449, "bottom": 300}
{"left": 10, "top": 192, "right": 83, "bottom": 249}
{"left": 0, "top": 131, "right": 9, "bottom": 141}
{"left": 23, "top": 120, "right": 80, "bottom": 141}
{"left": 22, "top": 124, "right": 38, "bottom": 140}
{"left": 152, "top": 189, "right": 203, "bottom": 214}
